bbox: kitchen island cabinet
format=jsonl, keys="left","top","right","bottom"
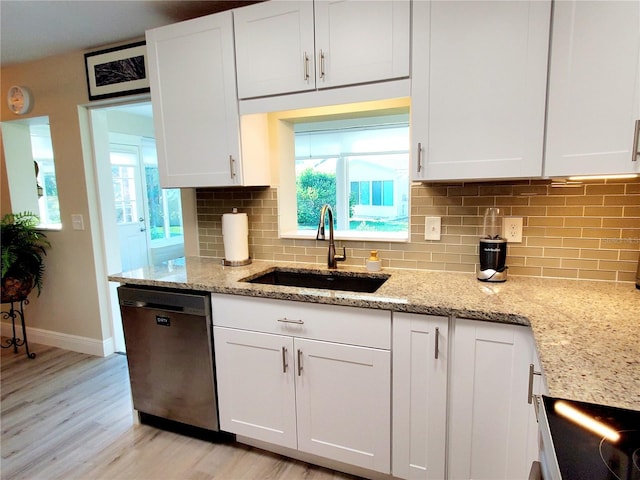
{"left": 212, "top": 294, "right": 392, "bottom": 474}
{"left": 544, "top": 0, "right": 640, "bottom": 177}
{"left": 146, "top": 12, "right": 269, "bottom": 188}
{"left": 411, "top": 0, "right": 550, "bottom": 181}
{"left": 233, "top": 0, "right": 410, "bottom": 99}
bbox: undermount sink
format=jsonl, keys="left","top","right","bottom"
{"left": 242, "top": 268, "right": 390, "bottom": 293}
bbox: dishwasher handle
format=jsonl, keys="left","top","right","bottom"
{"left": 129, "top": 301, "right": 185, "bottom": 312}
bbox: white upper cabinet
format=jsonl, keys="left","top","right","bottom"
{"left": 411, "top": 1, "right": 551, "bottom": 181}
{"left": 544, "top": 1, "right": 640, "bottom": 177}
{"left": 234, "top": 1, "right": 316, "bottom": 98}
{"left": 234, "top": 0, "right": 410, "bottom": 99}
{"left": 146, "top": 12, "right": 269, "bottom": 187}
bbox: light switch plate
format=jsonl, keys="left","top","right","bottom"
{"left": 425, "top": 216, "right": 441, "bottom": 240}
{"left": 503, "top": 216, "right": 523, "bottom": 243}
{"left": 71, "top": 214, "right": 84, "bottom": 231}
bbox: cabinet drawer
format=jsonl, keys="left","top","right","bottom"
{"left": 212, "top": 294, "right": 390, "bottom": 349}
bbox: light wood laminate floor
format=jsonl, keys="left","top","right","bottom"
{"left": 1, "top": 341, "right": 362, "bottom": 480}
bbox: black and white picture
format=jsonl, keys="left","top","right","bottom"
{"left": 84, "top": 42, "right": 150, "bottom": 100}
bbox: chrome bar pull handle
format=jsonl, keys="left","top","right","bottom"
{"left": 277, "top": 317, "right": 304, "bottom": 325}
{"left": 528, "top": 363, "right": 542, "bottom": 404}
{"left": 297, "top": 349, "right": 303, "bottom": 376}
{"left": 434, "top": 327, "right": 440, "bottom": 359}
{"left": 282, "top": 346, "right": 288, "bottom": 373}
{"left": 229, "top": 155, "right": 236, "bottom": 179}
{"left": 417, "top": 142, "right": 423, "bottom": 173}
{"left": 632, "top": 119, "right": 640, "bottom": 162}
{"left": 319, "top": 49, "right": 326, "bottom": 80}
{"left": 303, "top": 52, "right": 310, "bottom": 81}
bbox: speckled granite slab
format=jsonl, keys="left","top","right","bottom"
{"left": 109, "top": 257, "right": 640, "bottom": 411}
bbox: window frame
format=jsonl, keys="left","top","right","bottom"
{"left": 277, "top": 110, "right": 410, "bottom": 243}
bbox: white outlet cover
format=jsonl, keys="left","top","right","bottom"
{"left": 503, "top": 216, "right": 523, "bottom": 243}
{"left": 425, "top": 216, "right": 441, "bottom": 240}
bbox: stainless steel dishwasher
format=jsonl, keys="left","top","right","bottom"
{"left": 118, "top": 285, "right": 219, "bottom": 432}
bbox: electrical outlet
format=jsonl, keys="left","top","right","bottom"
{"left": 425, "top": 216, "right": 441, "bottom": 240}
{"left": 503, "top": 216, "right": 523, "bottom": 243}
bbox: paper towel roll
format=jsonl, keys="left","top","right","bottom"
{"left": 222, "top": 212, "right": 250, "bottom": 264}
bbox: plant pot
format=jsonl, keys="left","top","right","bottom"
{"left": 1, "top": 276, "right": 34, "bottom": 303}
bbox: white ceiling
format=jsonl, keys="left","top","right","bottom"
{"left": 0, "top": 0, "right": 256, "bottom": 67}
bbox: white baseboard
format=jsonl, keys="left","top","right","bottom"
{"left": 1, "top": 321, "right": 115, "bottom": 357}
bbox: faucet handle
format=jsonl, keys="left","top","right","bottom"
{"left": 335, "top": 246, "right": 347, "bottom": 262}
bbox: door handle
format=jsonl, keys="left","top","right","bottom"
{"left": 282, "top": 346, "right": 288, "bottom": 373}
{"left": 632, "top": 119, "right": 640, "bottom": 162}
{"left": 434, "top": 326, "right": 440, "bottom": 359}
{"left": 417, "top": 142, "right": 423, "bottom": 173}
{"left": 319, "top": 49, "right": 326, "bottom": 80}
{"left": 303, "top": 52, "right": 310, "bottom": 81}
{"left": 528, "top": 363, "right": 541, "bottom": 404}
{"left": 297, "top": 349, "right": 303, "bottom": 376}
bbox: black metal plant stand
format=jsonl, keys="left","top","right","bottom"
{"left": 1, "top": 299, "right": 36, "bottom": 359}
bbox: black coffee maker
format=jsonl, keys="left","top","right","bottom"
{"left": 477, "top": 207, "right": 507, "bottom": 282}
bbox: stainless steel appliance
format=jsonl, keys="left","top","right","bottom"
{"left": 118, "top": 286, "right": 219, "bottom": 431}
{"left": 478, "top": 207, "right": 508, "bottom": 282}
{"left": 537, "top": 395, "right": 640, "bottom": 480}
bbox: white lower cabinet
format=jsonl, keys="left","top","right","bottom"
{"left": 392, "top": 313, "right": 448, "bottom": 480}
{"left": 448, "top": 318, "right": 542, "bottom": 480}
{"left": 213, "top": 293, "right": 544, "bottom": 480}
{"left": 212, "top": 295, "right": 391, "bottom": 474}
{"left": 213, "top": 327, "right": 297, "bottom": 448}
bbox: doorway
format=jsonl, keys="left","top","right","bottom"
{"left": 89, "top": 101, "right": 184, "bottom": 352}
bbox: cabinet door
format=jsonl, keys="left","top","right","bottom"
{"left": 314, "top": 0, "right": 410, "bottom": 89}
{"left": 295, "top": 338, "right": 391, "bottom": 474}
{"left": 448, "top": 319, "right": 538, "bottom": 480}
{"left": 146, "top": 12, "right": 241, "bottom": 187}
{"left": 392, "top": 313, "right": 448, "bottom": 480}
{"left": 545, "top": 1, "right": 640, "bottom": 177}
{"left": 234, "top": 1, "right": 315, "bottom": 99}
{"left": 213, "top": 326, "right": 297, "bottom": 449}
{"left": 411, "top": 1, "right": 550, "bottom": 181}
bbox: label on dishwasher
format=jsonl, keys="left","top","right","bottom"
{"left": 156, "top": 315, "right": 171, "bottom": 327}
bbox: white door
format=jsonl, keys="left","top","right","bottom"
{"left": 544, "top": 0, "right": 640, "bottom": 176}
{"left": 110, "top": 146, "right": 149, "bottom": 271}
{"left": 146, "top": 12, "right": 242, "bottom": 187}
{"left": 392, "top": 313, "right": 448, "bottom": 480}
{"left": 234, "top": 0, "right": 316, "bottom": 99}
{"left": 314, "top": 0, "right": 410, "bottom": 89}
{"left": 411, "top": 0, "right": 550, "bottom": 181}
{"left": 448, "top": 319, "right": 538, "bottom": 480}
{"left": 213, "top": 326, "right": 298, "bottom": 449}
{"left": 295, "top": 337, "right": 391, "bottom": 474}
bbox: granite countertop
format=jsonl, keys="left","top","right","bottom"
{"left": 109, "top": 257, "right": 640, "bottom": 411}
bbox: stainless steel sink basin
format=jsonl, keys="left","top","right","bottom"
{"left": 242, "top": 268, "right": 389, "bottom": 293}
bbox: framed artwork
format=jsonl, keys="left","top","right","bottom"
{"left": 84, "top": 41, "right": 150, "bottom": 101}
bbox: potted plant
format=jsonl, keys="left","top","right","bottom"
{"left": 1, "top": 212, "right": 50, "bottom": 303}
